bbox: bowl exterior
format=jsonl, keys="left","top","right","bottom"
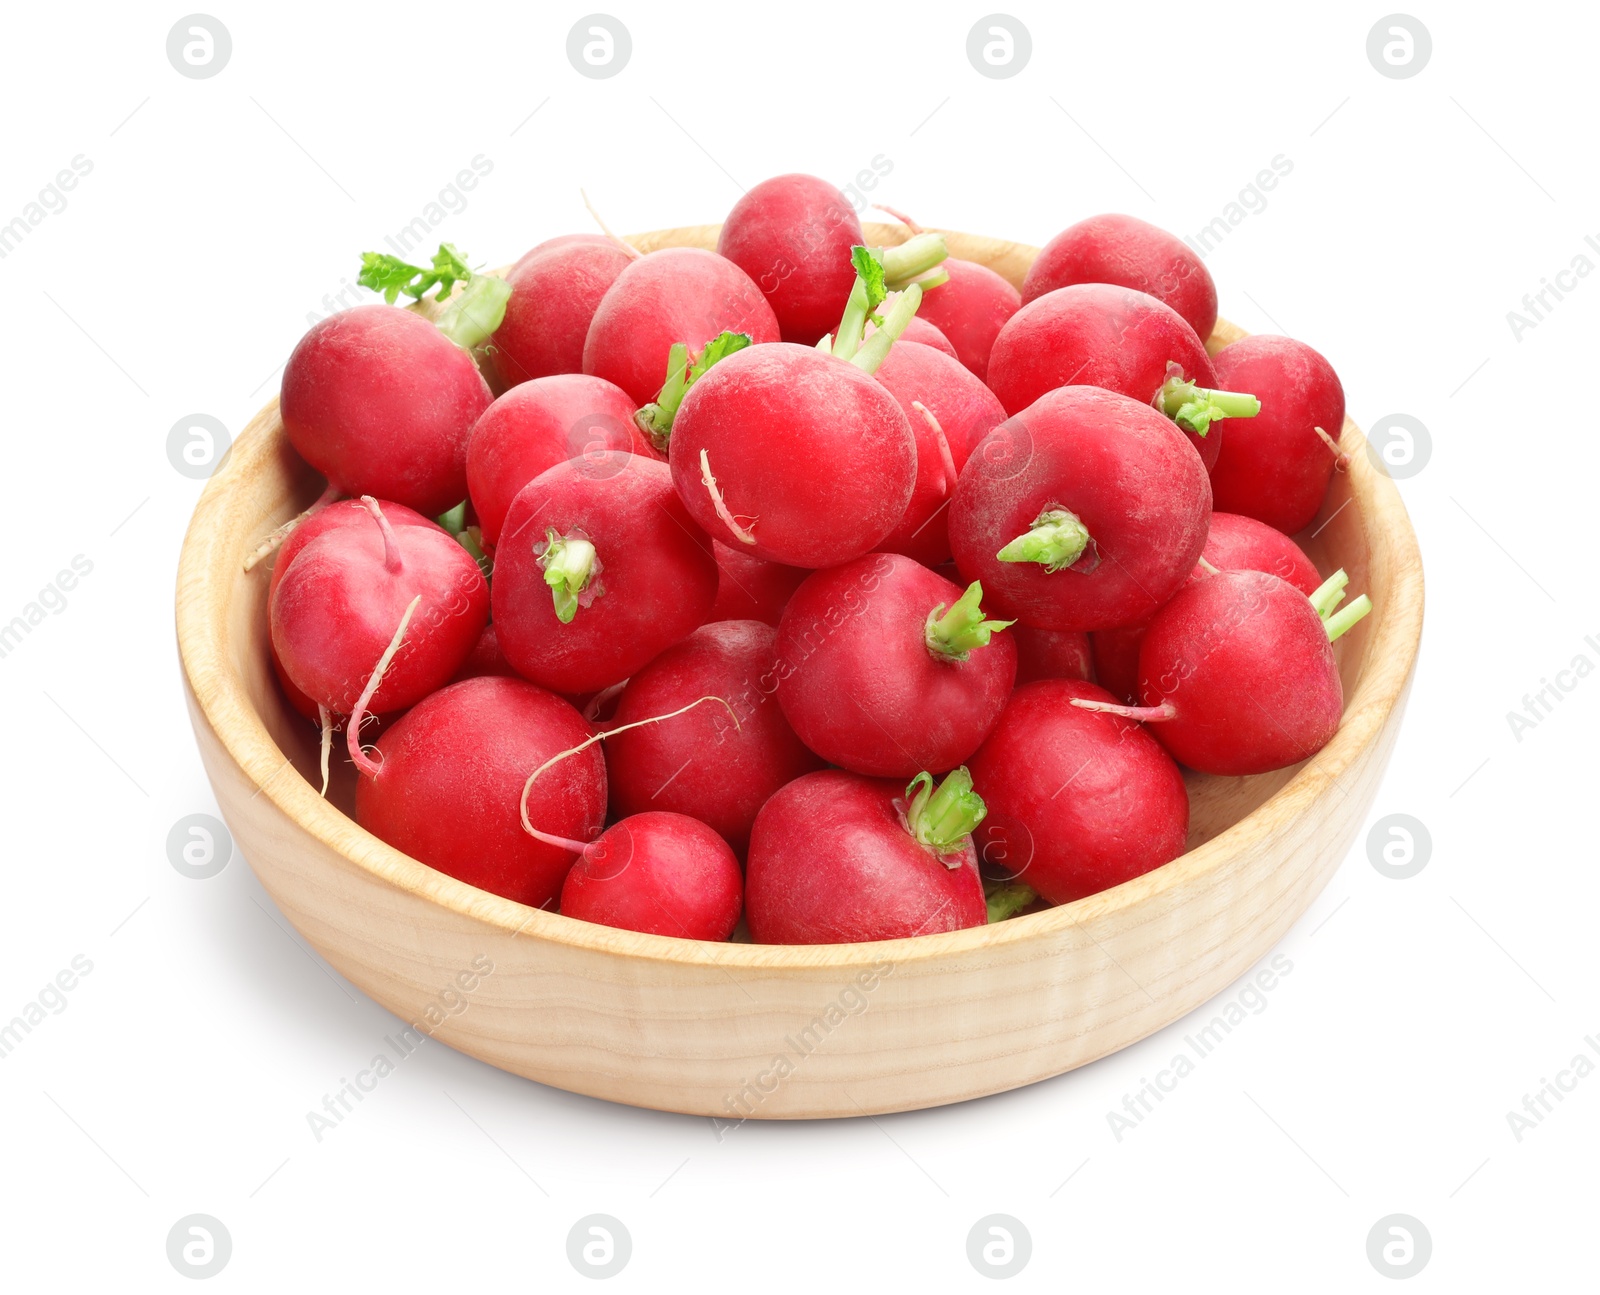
{"left": 177, "top": 228, "right": 1423, "bottom": 1118}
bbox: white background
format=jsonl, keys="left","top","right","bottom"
{"left": 0, "top": 1, "right": 1593, "bottom": 1289}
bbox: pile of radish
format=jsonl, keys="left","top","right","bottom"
{"left": 257, "top": 176, "right": 1370, "bottom": 945}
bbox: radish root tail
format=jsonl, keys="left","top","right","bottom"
{"left": 699, "top": 449, "right": 757, "bottom": 545}
{"left": 519, "top": 695, "right": 741, "bottom": 840}
{"left": 316, "top": 704, "right": 333, "bottom": 798}
{"left": 242, "top": 481, "right": 340, "bottom": 573}
{"left": 873, "top": 203, "right": 926, "bottom": 235}
{"left": 580, "top": 188, "right": 643, "bottom": 260}
{"left": 1313, "top": 425, "right": 1350, "bottom": 471}
{"left": 912, "top": 400, "right": 958, "bottom": 495}
{"left": 346, "top": 594, "right": 422, "bottom": 778}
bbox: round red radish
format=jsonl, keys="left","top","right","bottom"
{"left": 1132, "top": 568, "right": 1364, "bottom": 775}
{"left": 604, "top": 620, "right": 823, "bottom": 852}
{"left": 873, "top": 340, "right": 1008, "bottom": 566}
{"left": 465, "top": 374, "right": 651, "bottom": 548}
{"left": 558, "top": 812, "right": 743, "bottom": 940}
{"left": 967, "top": 678, "right": 1189, "bottom": 906}
{"left": 1023, "top": 213, "right": 1218, "bottom": 341}
{"left": 1208, "top": 335, "right": 1347, "bottom": 534}
{"left": 492, "top": 453, "right": 717, "bottom": 693}
{"left": 914, "top": 257, "right": 1021, "bottom": 382}
{"left": 281, "top": 305, "right": 492, "bottom": 516}
{"left": 717, "top": 174, "right": 864, "bottom": 344}
{"left": 267, "top": 497, "right": 437, "bottom": 604}
{"left": 745, "top": 769, "right": 988, "bottom": 943}
{"left": 583, "top": 247, "right": 780, "bottom": 405}
{"left": 355, "top": 676, "right": 605, "bottom": 908}
{"left": 491, "top": 240, "right": 633, "bottom": 388}
{"left": 1090, "top": 511, "right": 1322, "bottom": 702}
{"left": 706, "top": 541, "right": 808, "bottom": 627}
{"left": 987, "top": 284, "right": 1223, "bottom": 470}
{"left": 775, "top": 554, "right": 1016, "bottom": 777}
{"left": 511, "top": 233, "right": 616, "bottom": 275}
{"left": 1012, "top": 625, "right": 1093, "bottom": 685}
{"left": 271, "top": 498, "right": 488, "bottom": 717}
{"left": 949, "top": 385, "right": 1211, "bottom": 632}
{"left": 668, "top": 342, "right": 916, "bottom": 568}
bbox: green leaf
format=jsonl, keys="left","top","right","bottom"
{"left": 357, "top": 242, "right": 474, "bottom": 303}
{"left": 690, "top": 330, "right": 752, "bottom": 381}
{"left": 851, "top": 246, "right": 888, "bottom": 313}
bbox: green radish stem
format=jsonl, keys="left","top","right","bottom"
{"left": 851, "top": 282, "right": 923, "bottom": 374}
{"left": 347, "top": 594, "right": 423, "bottom": 778}
{"left": 1069, "top": 697, "right": 1177, "bottom": 722}
{"left": 879, "top": 232, "right": 947, "bottom": 289}
{"left": 925, "top": 581, "right": 1014, "bottom": 661}
{"left": 997, "top": 508, "right": 1091, "bottom": 572}
{"left": 985, "top": 880, "right": 1036, "bottom": 923}
{"left": 519, "top": 695, "right": 741, "bottom": 842}
{"left": 1323, "top": 594, "right": 1373, "bottom": 641}
{"left": 1155, "top": 366, "right": 1261, "bottom": 437}
{"left": 699, "top": 449, "right": 757, "bottom": 545}
{"left": 903, "top": 767, "right": 986, "bottom": 861}
{"left": 242, "top": 481, "right": 341, "bottom": 573}
{"left": 635, "top": 331, "right": 751, "bottom": 450}
{"left": 361, "top": 495, "right": 404, "bottom": 574}
{"left": 1308, "top": 569, "right": 1349, "bottom": 619}
{"left": 831, "top": 247, "right": 890, "bottom": 361}
{"left": 356, "top": 242, "right": 511, "bottom": 351}
{"left": 457, "top": 525, "right": 492, "bottom": 579}
{"left": 539, "top": 529, "right": 600, "bottom": 625}
{"left": 436, "top": 501, "right": 467, "bottom": 533}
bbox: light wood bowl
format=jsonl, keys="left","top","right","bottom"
{"left": 177, "top": 225, "right": 1424, "bottom": 1118}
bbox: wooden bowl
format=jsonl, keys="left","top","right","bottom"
{"left": 177, "top": 225, "right": 1423, "bottom": 1118}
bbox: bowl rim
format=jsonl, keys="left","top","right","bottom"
{"left": 177, "top": 225, "right": 1425, "bottom": 973}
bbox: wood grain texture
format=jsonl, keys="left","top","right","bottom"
{"left": 175, "top": 228, "right": 1424, "bottom": 1118}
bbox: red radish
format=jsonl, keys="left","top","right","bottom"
{"left": 267, "top": 498, "right": 436, "bottom": 603}
{"left": 967, "top": 679, "right": 1189, "bottom": 905}
{"left": 605, "top": 621, "right": 823, "bottom": 851}
{"left": 281, "top": 305, "right": 493, "bottom": 516}
{"left": 452, "top": 623, "right": 519, "bottom": 682}
{"left": 1012, "top": 625, "right": 1093, "bottom": 685}
{"left": 706, "top": 541, "right": 808, "bottom": 626}
{"left": 465, "top": 374, "right": 651, "bottom": 548}
{"left": 986, "top": 284, "right": 1256, "bottom": 472}
{"left": 745, "top": 768, "right": 989, "bottom": 943}
{"left": 1091, "top": 568, "right": 1371, "bottom": 775}
{"left": 1023, "top": 214, "right": 1219, "bottom": 341}
{"left": 354, "top": 677, "right": 605, "bottom": 909}
{"left": 492, "top": 453, "right": 718, "bottom": 693}
{"left": 512, "top": 233, "right": 617, "bottom": 274}
{"left": 1208, "top": 335, "right": 1347, "bottom": 534}
{"left": 281, "top": 245, "right": 512, "bottom": 515}
{"left": 1092, "top": 511, "right": 1323, "bottom": 701}
{"left": 557, "top": 812, "right": 744, "bottom": 940}
{"left": 717, "top": 173, "right": 864, "bottom": 344}
{"left": 873, "top": 341, "right": 1008, "bottom": 566}
{"left": 583, "top": 247, "right": 780, "bottom": 405}
{"left": 1204, "top": 511, "right": 1323, "bottom": 595}
{"left": 775, "top": 554, "right": 1016, "bottom": 777}
{"left": 949, "top": 385, "right": 1211, "bottom": 631}
{"left": 866, "top": 311, "right": 958, "bottom": 360}
{"left": 490, "top": 240, "right": 633, "bottom": 388}
{"left": 915, "top": 257, "right": 1022, "bottom": 382}
{"left": 271, "top": 497, "right": 488, "bottom": 717}
{"left": 669, "top": 342, "right": 916, "bottom": 567}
